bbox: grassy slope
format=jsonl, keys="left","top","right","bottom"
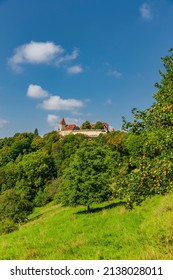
{"left": 0, "top": 193, "right": 173, "bottom": 260}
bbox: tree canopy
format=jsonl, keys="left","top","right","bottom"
{"left": 94, "top": 121, "right": 104, "bottom": 130}
{"left": 56, "top": 141, "right": 116, "bottom": 211}
{"left": 81, "top": 120, "right": 91, "bottom": 129}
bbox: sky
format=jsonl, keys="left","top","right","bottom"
{"left": 0, "top": 0, "right": 173, "bottom": 137}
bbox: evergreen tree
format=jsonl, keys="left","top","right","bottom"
{"left": 34, "top": 128, "right": 39, "bottom": 136}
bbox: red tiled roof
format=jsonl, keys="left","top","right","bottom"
{"left": 63, "top": 124, "right": 77, "bottom": 131}
{"left": 60, "top": 118, "right": 66, "bottom": 125}
{"left": 102, "top": 122, "right": 109, "bottom": 129}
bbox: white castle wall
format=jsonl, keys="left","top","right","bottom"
{"left": 58, "top": 129, "right": 107, "bottom": 137}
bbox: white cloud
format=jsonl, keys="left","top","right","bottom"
{"left": 108, "top": 69, "right": 122, "bottom": 78}
{"left": 9, "top": 41, "right": 64, "bottom": 71}
{"left": 67, "top": 65, "right": 83, "bottom": 74}
{"left": 39, "top": 95, "right": 84, "bottom": 111}
{"left": 27, "top": 84, "right": 49, "bottom": 99}
{"left": 47, "top": 114, "right": 60, "bottom": 127}
{"left": 0, "top": 118, "right": 8, "bottom": 128}
{"left": 140, "top": 3, "right": 152, "bottom": 20}
{"left": 26, "top": 84, "right": 85, "bottom": 113}
{"left": 56, "top": 48, "right": 79, "bottom": 66}
{"left": 8, "top": 41, "right": 82, "bottom": 72}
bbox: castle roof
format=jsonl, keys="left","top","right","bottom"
{"left": 60, "top": 118, "right": 66, "bottom": 125}
{"left": 102, "top": 122, "right": 109, "bottom": 130}
{"left": 59, "top": 118, "right": 109, "bottom": 133}
{"left": 63, "top": 124, "right": 77, "bottom": 131}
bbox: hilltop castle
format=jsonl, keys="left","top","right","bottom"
{"left": 58, "top": 118, "right": 110, "bottom": 137}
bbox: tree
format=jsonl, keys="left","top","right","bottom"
{"left": 34, "top": 128, "right": 39, "bottom": 136}
{"left": 1, "top": 161, "right": 17, "bottom": 191}
{"left": 119, "top": 49, "right": 173, "bottom": 207}
{"left": 81, "top": 120, "right": 91, "bottom": 129}
{"left": 52, "top": 133, "right": 87, "bottom": 177}
{"left": 43, "top": 131, "right": 60, "bottom": 153}
{"left": 94, "top": 121, "right": 104, "bottom": 130}
{"left": 16, "top": 150, "right": 56, "bottom": 199}
{"left": 56, "top": 141, "right": 115, "bottom": 211}
{"left": 31, "top": 135, "right": 44, "bottom": 151}
{"left": 107, "top": 131, "right": 127, "bottom": 153}
{"left": 122, "top": 49, "right": 173, "bottom": 132}
{"left": 0, "top": 189, "right": 33, "bottom": 224}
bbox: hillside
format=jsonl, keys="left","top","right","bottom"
{"left": 0, "top": 193, "right": 173, "bottom": 260}
{"left": 0, "top": 50, "right": 173, "bottom": 260}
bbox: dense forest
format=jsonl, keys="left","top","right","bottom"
{"left": 0, "top": 50, "right": 173, "bottom": 235}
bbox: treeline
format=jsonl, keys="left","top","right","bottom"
{"left": 0, "top": 49, "right": 173, "bottom": 234}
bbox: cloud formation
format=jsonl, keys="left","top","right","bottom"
{"left": 140, "top": 3, "right": 152, "bottom": 20}
{"left": 0, "top": 118, "right": 8, "bottom": 128}
{"left": 47, "top": 114, "right": 60, "bottom": 127}
{"left": 27, "top": 84, "right": 49, "bottom": 99}
{"left": 9, "top": 41, "right": 82, "bottom": 72}
{"left": 39, "top": 95, "right": 84, "bottom": 111}
{"left": 67, "top": 65, "right": 83, "bottom": 74}
{"left": 26, "top": 84, "right": 84, "bottom": 112}
{"left": 56, "top": 49, "right": 79, "bottom": 66}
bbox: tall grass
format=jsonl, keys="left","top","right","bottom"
{"left": 0, "top": 193, "right": 173, "bottom": 259}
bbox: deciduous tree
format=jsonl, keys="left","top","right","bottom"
{"left": 56, "top": 141, "right": 116, "bottom": 211}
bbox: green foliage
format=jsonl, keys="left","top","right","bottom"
{"left": 52, "top": 133, "right": 87, "bottom": 177}
{"left": 0, "top": 189, "right": 33, "bottom": 224}
{"left": 0, "top": 218, "right": 18, "bottom": 235}
{"left": 1, "top": 161, "right": 17, "bottom": 191}
{"left": 0, "top": 132, "right": 34, "bottom": 166}
{"left": 33, "top": 178, "right": 61, "bottom": 206}
{"left": 122, "top": 50, "right": 173, "bottom": 132}
{"left": 31, "top": 135, "right": 44, "bottom": 151}
{"left": 43, "top": 131, "right": 60, "bottom": 153}
{"left": 81, "top": 120, "right": 91, "bottom": 129}
{"left": 94, "top": 121, "right": 104, "bottom": 129}
{"left": 34, "top": 128, "right": 39, "bottom": 136}
{"left": 106, "top": 131, "right": 127, "bottom": 153}
{"left": 56, "top": 141, "right": 116, "bottom": 210}
{"left": 119, "top": 49, "right": 173, "bottom": 207}
{"left": 16, "top": 150, "right": 56, "bottom": 198}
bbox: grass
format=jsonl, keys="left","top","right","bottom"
{"left": 0, "top": 193, "right": 173, "bottom": 259}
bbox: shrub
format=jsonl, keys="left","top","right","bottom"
{"left": 0, "top": 219, "right": 18, "bottom": 235}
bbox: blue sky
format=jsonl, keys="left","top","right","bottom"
{"left": 0, "top": 0, "right": 173, "bottom": 137}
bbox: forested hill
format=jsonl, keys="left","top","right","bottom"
{"left": 0, "top": 50, "right": 173, "bottom": 236}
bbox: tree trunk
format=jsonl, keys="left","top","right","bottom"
{"left": 87, "top": 205, "right": 90, "bottom": 212}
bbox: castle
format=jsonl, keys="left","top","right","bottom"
{"left": 58, "top": 118, "right": 110, "bottom": 137}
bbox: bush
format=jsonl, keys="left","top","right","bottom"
{"left": 34, "top": 178, "right": 61, "bottom": 206}
{"left": 0, "top": 219, "right": 18, "bottom": 235}
{"left": 0, "top": 189, "right": 33, "bottom": 223}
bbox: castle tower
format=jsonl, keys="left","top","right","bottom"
{"left": 59, "top": 118, "right": 66, "bottom": 131}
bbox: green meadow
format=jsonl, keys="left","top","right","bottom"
{"left": 0, "top": 193, "right": 173, "bottom": 260}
